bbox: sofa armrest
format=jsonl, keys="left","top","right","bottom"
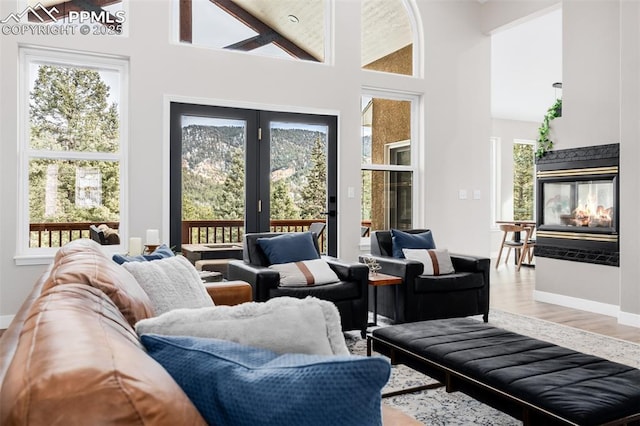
{"left": 323, "top": 256, "right": 369, "bottom": 282}
{"left": 227, "top": 260, "right": 280, "bottom": 302}
{"left": 359, "top": 254, "right": 424, "bottom": 280}
{"left": 450, "top": 254, "right": 491, "bottom": 273}
{"left": 205, "top": 280, "right": 252, "bottom": 306}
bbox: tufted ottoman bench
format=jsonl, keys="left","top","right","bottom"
{"left": 367, "top": 318, "right": 640, "bottom": 426}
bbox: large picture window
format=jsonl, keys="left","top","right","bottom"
{"left": 18, "top": 48, "right": 128, "bottom": 260}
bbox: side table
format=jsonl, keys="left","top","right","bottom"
{"left": 368, "top": 273, "right": 403, "bottom": 326}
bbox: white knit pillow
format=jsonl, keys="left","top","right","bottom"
{"left": 135, "top": 296, "right": 349, "bottom": 356}
{"left": 269, "top": 259, "right": 340, "bottom": 287}
{"left": 123, "top": 255, "right": 214, "bottom": 315}
{"left": 403, "top": 248, "right": 455, "bottom": 276}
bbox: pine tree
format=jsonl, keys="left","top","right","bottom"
{"left": 217, "top": 148, "right": 245, "bottom": 219}
{"left": 29, "top": 65, "right": 120, "bottom": 222}
{"left": 299, "top": 136, "right": 327, "bottom": 219}
{"left": 271, "top": 179, "right": 299, "bottom": 219}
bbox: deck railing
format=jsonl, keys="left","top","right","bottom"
{"left": 29, "top": 222, "right": 120, "bottom": 248}
{"left": 29, "top": 219, "right": 373, "bottom": 249}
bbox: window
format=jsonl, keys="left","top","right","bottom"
{"left": 362, "top": 0, "right": 419, "bottom": 76}
{"left": 18, "top": 47, "right": 128, "bottom": 260}
{"left": 513, "top": 140, "right": 535, "bottom": 220}
{"left": 492, "top": 138, "right": 536, "bottom": 224}
{"left": 361, "top": 93, "right": 417, "bottom": 232}
{"left": 178, "top": 0, "right": 327, "bottom": 63}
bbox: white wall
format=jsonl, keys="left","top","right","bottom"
{"left": 0, "top": 0, "right": 491, "bottom": 323}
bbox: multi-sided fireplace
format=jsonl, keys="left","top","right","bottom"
{"left": 535, "top": 144, "right": 619, "bottom": 266}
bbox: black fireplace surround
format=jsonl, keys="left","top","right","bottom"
{"left": 535, "top": 144, "right": 619, "bottom": 266}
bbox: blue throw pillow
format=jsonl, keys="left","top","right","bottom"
{"left": 140, "top": 334, "right": 390, "bottom": 426}
{"left": 112, "top": 243, "right": 175, "bottom": 264}
{"left": 257, "top": 232, "right": 320, "bottom": 264}
{"left": 391, "top": 229, "right": 436, "bottom": 258}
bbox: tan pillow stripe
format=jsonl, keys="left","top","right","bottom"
{"left": 427, "top": 250, "right": 440, "bottom": 276}
{"left": 295, "top": 261, "right": 316, "bottom": 285}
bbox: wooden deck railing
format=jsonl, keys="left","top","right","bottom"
{"left": 29, "top": 222, "right": 120, "bottom": 248}
{"left": 29, "top": 219, "right": 373, "bottom": 249}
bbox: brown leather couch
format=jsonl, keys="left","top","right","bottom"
{"left": 0, "top": 239, "right": 421, "bottom": 425}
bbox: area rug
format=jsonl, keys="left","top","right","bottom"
{"left": 345, "top": 310, "right": 640, "bottom": 425}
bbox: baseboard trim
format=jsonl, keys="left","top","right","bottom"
{"left": 618, "top": 311, "right": 640, "bottom": 328}
{"left": 533, "top": 290, "right": 639, "bottom": 328}
{"left": 1, "top": 315, "right": 15, "bottom": 330}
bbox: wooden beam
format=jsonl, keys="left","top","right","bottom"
{"left": 180, "top": 0, "right": 192, "bottom": 43}
{"left": 210, "top": 0, "right": 318, "bottom": 62}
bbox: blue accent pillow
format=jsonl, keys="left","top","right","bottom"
{"left": 391, "top": 229, "right": 436, "bottom": 258}
{"left": 140, "top": 334, "right": 390, "bottom": 426}
{"left": 257, "top": 232, "right": 320, "bottom": 264}
{"left": 112, "top": 243, "right": 174, "bottom": 265}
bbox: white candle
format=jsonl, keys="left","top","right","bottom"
{"left": 146, "top": 229, "right": 160, "bottom": 245}
{"left": 129, "top": 237, "right": 143, "bottom": 256}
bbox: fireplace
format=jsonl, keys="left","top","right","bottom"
{"left": 535, "top": 144, "right": 619, "bottom": 266}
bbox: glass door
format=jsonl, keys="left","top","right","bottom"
{"left": 170, "top": 104, "right": 337, "bottom": 256}
{"left": 260, "top": 112, "right": 337, "bottom": 255}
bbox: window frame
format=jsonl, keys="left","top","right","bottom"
{"left": 16, "top": 47, "right": 129, "bottom": 265}
{"left": 360, "top": 90, "right": 420, "bottom": 239}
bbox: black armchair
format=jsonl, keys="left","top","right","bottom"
{"left": 228, "top": 232, "right": 370, "bottom": 336}
{"left": 360, "top": 229, "right": 490, "bottom": 324}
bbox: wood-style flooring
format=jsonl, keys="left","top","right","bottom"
{"left": 491, "top": 263, "right": 640, "bottom": 344}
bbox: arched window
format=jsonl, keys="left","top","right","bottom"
{"left": 361, "top": 0, "right": 419, "bottom": 76}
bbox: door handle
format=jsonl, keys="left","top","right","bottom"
{"left": 322, "top": 211, "right": 336, "bottom": 217}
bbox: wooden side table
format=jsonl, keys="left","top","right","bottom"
{"left": 368, "top": 273, "right": 403, "bottom": 326}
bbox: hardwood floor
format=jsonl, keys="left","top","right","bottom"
{"left": 490, "top": 263, "right": 640, "bottom": 344}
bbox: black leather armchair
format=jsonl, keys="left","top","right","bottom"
{"left": 360, "top": 229, "right": 490, "bottom": 324}
{"left": 228, "top": 232, "right": 370, "bottom": 336}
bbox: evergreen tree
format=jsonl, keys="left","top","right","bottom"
{"left": 217, "top": 148, "right": 245, "bottom": 219}
{"left": 299, "top": 136, "right": 327, "bottom": 219}
{"left": 513, "top": 144, "right": 535, "bottom": 220}
{"left": 270, "top": 179, "right": 299, "bottom": 219}
{"left": 29, "top": 65, "right": 120, "bottom": 222}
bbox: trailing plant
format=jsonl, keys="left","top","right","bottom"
{"left": 536, "top": 98, "right": 562, "bottom": 159}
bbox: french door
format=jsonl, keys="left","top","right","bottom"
{"left": 170, "top": 103, "right": 337, "bottom": 255}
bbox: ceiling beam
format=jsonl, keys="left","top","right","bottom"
{"left": 210, "top": 0, "right": 319, "bottom": 62}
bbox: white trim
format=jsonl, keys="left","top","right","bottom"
{"left": 618, "top": 311, "right": 640, "bottom": 328}
{"left": 15, "top": 47, "right": 129, "bottom": 263}
{"left": 533, "top": 290, "right": 621, "bottom": 318}
{"left": 1, "top": 315, "right": 15, "bottom": 330}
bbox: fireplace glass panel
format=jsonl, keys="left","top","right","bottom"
{"left": 542, "top": 179, "right": 615, "bottom": 228}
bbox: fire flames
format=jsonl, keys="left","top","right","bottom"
{"left": 572, "top": 204, "right": 613, "bottom": 227}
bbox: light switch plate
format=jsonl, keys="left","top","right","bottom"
{"left": 473, "top": 190, "right": 481, "bottom": 200}
{"left": 459, "top": 190, "right": 468, "bottom": 200}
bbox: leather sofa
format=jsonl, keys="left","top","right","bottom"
{"left": 228, "top": 232, "right": 370, "bottom": 336}
{"left": 362, "top": 229, "right": 490, "bottom": 324}
{"left": 0, "top": 239, "right": 419, "bottom": 425}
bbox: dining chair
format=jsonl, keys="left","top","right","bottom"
{"left": 496, "top": 224, "right": 534, "bottom": 270}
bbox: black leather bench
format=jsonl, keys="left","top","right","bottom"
{"left": 367, "top": 318, "right": 640, "bottom": 426}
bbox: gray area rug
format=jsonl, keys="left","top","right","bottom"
{"left": 345, "top": 310, "right": 640, "bottom": 425}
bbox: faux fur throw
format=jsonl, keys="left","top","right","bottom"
{"left": 135, "top": 296, "right": 349, "bottom": 356}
